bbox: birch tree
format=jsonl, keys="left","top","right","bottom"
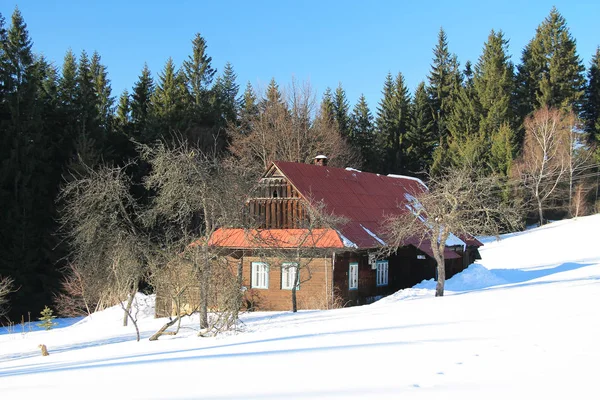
{"left": 516, "top": 107, "right": 572, "bottom": 224}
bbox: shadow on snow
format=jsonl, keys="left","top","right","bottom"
{"left": 0, "top": 320, "right": 472, "bottom": 378}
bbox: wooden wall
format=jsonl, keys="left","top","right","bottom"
{"left": 332, "top": 248, "right": 459, "bottom": 306}
{"left": 247, "top": 177, "right": 309, "bottom": 229}
{"left": 239, "top": 254, "right": 334, "bottom": 311}
{"left": 155, "top": 246, "right": 476, "bottom": 317}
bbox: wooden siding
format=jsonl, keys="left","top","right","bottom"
{"left": 247, "top": 177, "right": 309, "bottom": 229}
{"left": 332, "top": 247, "right": 467, "bottom": 306}
{"left": 240, "top": 255, "right": 334, "bottom": 311}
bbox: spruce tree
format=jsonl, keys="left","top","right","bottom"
{"left": 240, "top": 81, "right": 258, "bottom": 120}
{"left": 472, "top": 30, "right": 516, "bottom": 175}
{"left": 333, "top": 83, "right": 351, "bottom": 140}
{"left": 320, "top": 87, "right": 335, "bottom": 123}
{"left": 427, "top": 28, "right": 460, "bottom": 143}
{"left": 236, "top": 81, "right": 258, "bottom": 137}
{"left": 183, "top": 33, "right": 215, "bottom": 111}
{"left": 263, "top": 77, "right": 285, "bottom": 109}
{"left": 130, "top": 63, "right": 154, "bottom": 142}
{"left": 463, "top": 60, "right": 474, "bottom": 88}
{"left": 583, "top": 47, "right": 600, "bottom": 150}
{"left": 376, "top": 72, "right": 410, "bottom": 174}
{"left": 58, "top": 50, "right": 77, "bottom": 110}
{"left": 350, "top": 94, "right": 375, "bottom": 171}
{"left": 444, "top": 82, "right": 483, "bottom": 171}
{"left": 375, "top": 73, "right": 395, "bottom": 172}
{"left": 489, "top": 123, "right": 515, "bottom": 176}
{"left": 212, "top": 61, "right": 239, "bottom": 127}
{"left": 56, "top": 50, "right": 79, "bottom": 161}
{"left": 474, "top": 30, "right": 515, "bottom": 138}
{"left": 516, "top": 7, "right": 585, "bottom": 119}
{"left": 406, "top": 82, "right": 436, "bottom": 174}
{"left": 116, "top": 89, "right": 131, "bottom": 129}
{"left": 72, "top": 50, "right": 103, "bottom": 167}
{"left": 90, "top": 51, "right": 114, "bottom": 133}
{"left": 151, "top": 57, "right": 188, "bottom": 136}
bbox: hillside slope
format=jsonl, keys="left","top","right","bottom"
{"left": 1, "top": 215, "right": 599, "bottom": 399}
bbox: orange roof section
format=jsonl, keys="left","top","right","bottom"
{"left": 209, "top": 228, "right": 345, "bottom": 249}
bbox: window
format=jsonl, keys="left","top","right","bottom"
{"left": 251, "top": 262, "right": 269, "bottom": 289}
{"left": 349, "top": 262, "right": 358, "bottom": 290}
{"left": 281, "top": 262, "right": 299, "bottom": 290}
{"left": 376, "top": 260, "right": 389, "bottom": 287}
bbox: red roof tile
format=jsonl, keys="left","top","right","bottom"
{"left": 209, "top": 228, "right": 344, "bottom": 249}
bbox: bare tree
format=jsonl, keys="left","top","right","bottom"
{"left": 140, "top": 140, "right": 258, "bottom": 335}
{"left": 0, "top": 275, "right": 16, "bottom": 319}
{"left": 516, "top": 107, "right": 573, "bottom": 225}
{"left": 383, "top": 167, "right": 522, "bottom": 297}
{"left": 59, "top": 164, "right": 146, "bottom": 340}
{"left": 229, "top": 79, "right": 360, "bottom": 170}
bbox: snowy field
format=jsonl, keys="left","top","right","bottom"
{"left": 1, "top": 215, "right": 599, "bottom": 399}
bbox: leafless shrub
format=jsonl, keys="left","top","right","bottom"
{"left": 571, "top": 183, "right": 590, "bottom": 218}
{"left": 54, "top": 264, "right": 92, "bottom": 317}
{"left": 0, "top": 275, "right": 17, "bottom": 319}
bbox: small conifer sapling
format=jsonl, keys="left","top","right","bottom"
{"left": 38, "top": 306, "right": 58, "bottom": 331}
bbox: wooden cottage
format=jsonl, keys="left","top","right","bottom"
{"left": 205, "top": 156, "right": 482, "bottom": 311}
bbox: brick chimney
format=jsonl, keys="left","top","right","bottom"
{"left": 314, "top": 155, "right": 328, "bottom": 166}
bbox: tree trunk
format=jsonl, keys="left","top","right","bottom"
{"left": 435, "top": 258, "right": 445, "bottom": 297}
{"left": 233, "top": 259, "right": 243, "bottom": 321}
{"left": 433, "top": 241, "right": 446, "bottom": 297}
{"left": 569, "top": 169, "right": 573, "bottom": 216}
{"left": 199, "top": 271, "right": 208, "bottom": 330}
{"left": 122, "top": 282, "right": 138, "bottom": 327}
{"left": 291, "top": 267, "right": 298, "bottom": 313}
{"left": 199, "top": 249, "right": 210, "bottom": 330}
{"left": 537, "top": 198, "right": 544, "bottom": 226}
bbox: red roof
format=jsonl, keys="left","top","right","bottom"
{"left": 208, "top": 161, "right": 478, "bottom": 257}
{"left": 273, "top": 161, "right": 427, "bottom": 249}
{"left": 209, "top": 228, "right": 344, "bottom": 249}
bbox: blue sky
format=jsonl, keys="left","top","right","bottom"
{"left": 6, "top": 0, "right": 600, "bottom": 111}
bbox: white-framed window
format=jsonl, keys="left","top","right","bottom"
{"left": 251, "top": 262, "right": 269, "bottom": 289}
{"left": 349, "top": 262, "right": 358, "bottom": 290}
{"left": 281, "top": 262, "right": 300, "bottom": 290}
{"left": 376, "top": 260, "right": 389, "bottom": 287}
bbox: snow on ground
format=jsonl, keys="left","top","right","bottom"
{"left": 1, "top": 215, "right": 600, "bottom": 399}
